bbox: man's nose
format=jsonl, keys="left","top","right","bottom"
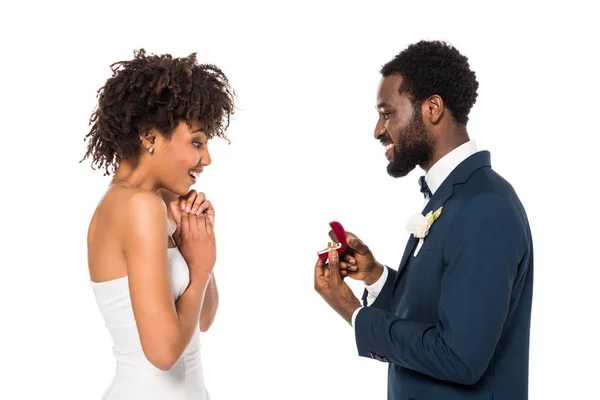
{"left": 374, "top": 122, "right": 386, "bottom": 140}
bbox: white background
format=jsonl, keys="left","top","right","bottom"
{"left": 1, "top": 0, "right": 598, "bottom": 399}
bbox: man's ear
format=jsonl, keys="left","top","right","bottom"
{"left": 424, "top": 95, "right": 444, "bottom": 125}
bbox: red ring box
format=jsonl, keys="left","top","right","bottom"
{"left": 317, "top": 221, "right": 347, "bottom": 260}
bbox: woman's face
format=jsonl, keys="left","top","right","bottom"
{"left": 153, "top": 120, "right": 211, "bottom": 195}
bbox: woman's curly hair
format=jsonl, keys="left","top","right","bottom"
{"left": 81, "top": 49, "right": 236, "bottom": 175}
{"left": 381, "top": 40, "right": 478, "bottom": 125}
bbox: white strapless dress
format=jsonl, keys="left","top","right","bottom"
{"left": 90, "top": 246, "right": 211, "bottom": 400}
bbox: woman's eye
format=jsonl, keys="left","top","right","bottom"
{"left": 193, "top": 142, "right": 203, "bottom": 148}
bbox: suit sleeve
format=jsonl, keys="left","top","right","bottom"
{"left": 354, "top": 194, "right": 526, "bottom": 385}
{"left": 360, "top": 266, "right": 397, "bottom": 311}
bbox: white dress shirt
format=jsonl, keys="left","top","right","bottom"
{"left": 351, "top": 140, "right": 479, "bottom": 327}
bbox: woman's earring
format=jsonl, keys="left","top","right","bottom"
{"left": 148, "top": 146, "right": 154, "bottom": 154}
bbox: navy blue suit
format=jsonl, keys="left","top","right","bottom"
{"left": 355, "top": 151, "right": 533, "bottom": 399}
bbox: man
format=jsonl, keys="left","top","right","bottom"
{"left": 314, "top": 40, "right": 533, "bottom": 400}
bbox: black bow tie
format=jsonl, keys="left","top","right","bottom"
{"left": 419, "top": 176, "right": 432, "bottom": 198}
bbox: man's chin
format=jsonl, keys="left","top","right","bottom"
{"left": 387, "top": 161, "right": 415, "bottom": 178}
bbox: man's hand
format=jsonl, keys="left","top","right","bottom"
{"left": 335, "top": 231, "right": 384, "bottom": 285}
{"left": 314, "top": 249, "right": 362, "bottom": 324}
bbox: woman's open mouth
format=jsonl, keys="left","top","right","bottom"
{"left": 188, "top": 170, "right": 202, "bottom": 184}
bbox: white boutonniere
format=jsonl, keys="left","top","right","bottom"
{"left": 405, "top": 206, "right": 443, "bottom": 257}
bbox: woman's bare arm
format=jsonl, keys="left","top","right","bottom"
{"left": 123, "top": 191, "right": 210, "bottom": 371}
{"left": 159, "top": 188, "right": 219, "bottom": 332}
{"left": 199, "top": 273, "right": 219, "bottom": 332}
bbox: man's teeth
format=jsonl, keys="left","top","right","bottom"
{"left": 385, "top": 143, "right": 394, "bottom": 151}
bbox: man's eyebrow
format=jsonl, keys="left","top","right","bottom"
{"left": 376, "top": 102, "right": 390, "bottom": 109}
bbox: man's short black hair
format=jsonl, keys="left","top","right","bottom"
{"left": 381, "top": 40, "right": 478, "bottom": 125}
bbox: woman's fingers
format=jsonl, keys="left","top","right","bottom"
{"left": 190, "top": 192, "right": 207, "bottom": 215}
{"left": 181, "top": 190, "right": 197, "bottom": 213}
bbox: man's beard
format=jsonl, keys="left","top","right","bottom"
{"left": 387, "top": 107, "right": 435, "bottom": 178}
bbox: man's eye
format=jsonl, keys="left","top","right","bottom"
{"left": 382, "top": 113, "right": 391, "bottom": 120}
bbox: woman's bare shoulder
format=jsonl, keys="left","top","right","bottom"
{"left": 88, "top": 187, "right": 168, "bottom": 282}
{"left": 93, "top": 187, "right": 167, "bottom": 238}
{"left": 101, "top": 186, "right": 166, "bottom": 213}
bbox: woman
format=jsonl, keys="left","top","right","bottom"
{"left": 81, "top": 49, "right": 235, "bottom": 399}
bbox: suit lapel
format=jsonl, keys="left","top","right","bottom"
{"left": 392, "top": 151, "right": 492, "bottom": 289}
{"left": 394, "top": 182, "right": 455, "bottom": 285}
